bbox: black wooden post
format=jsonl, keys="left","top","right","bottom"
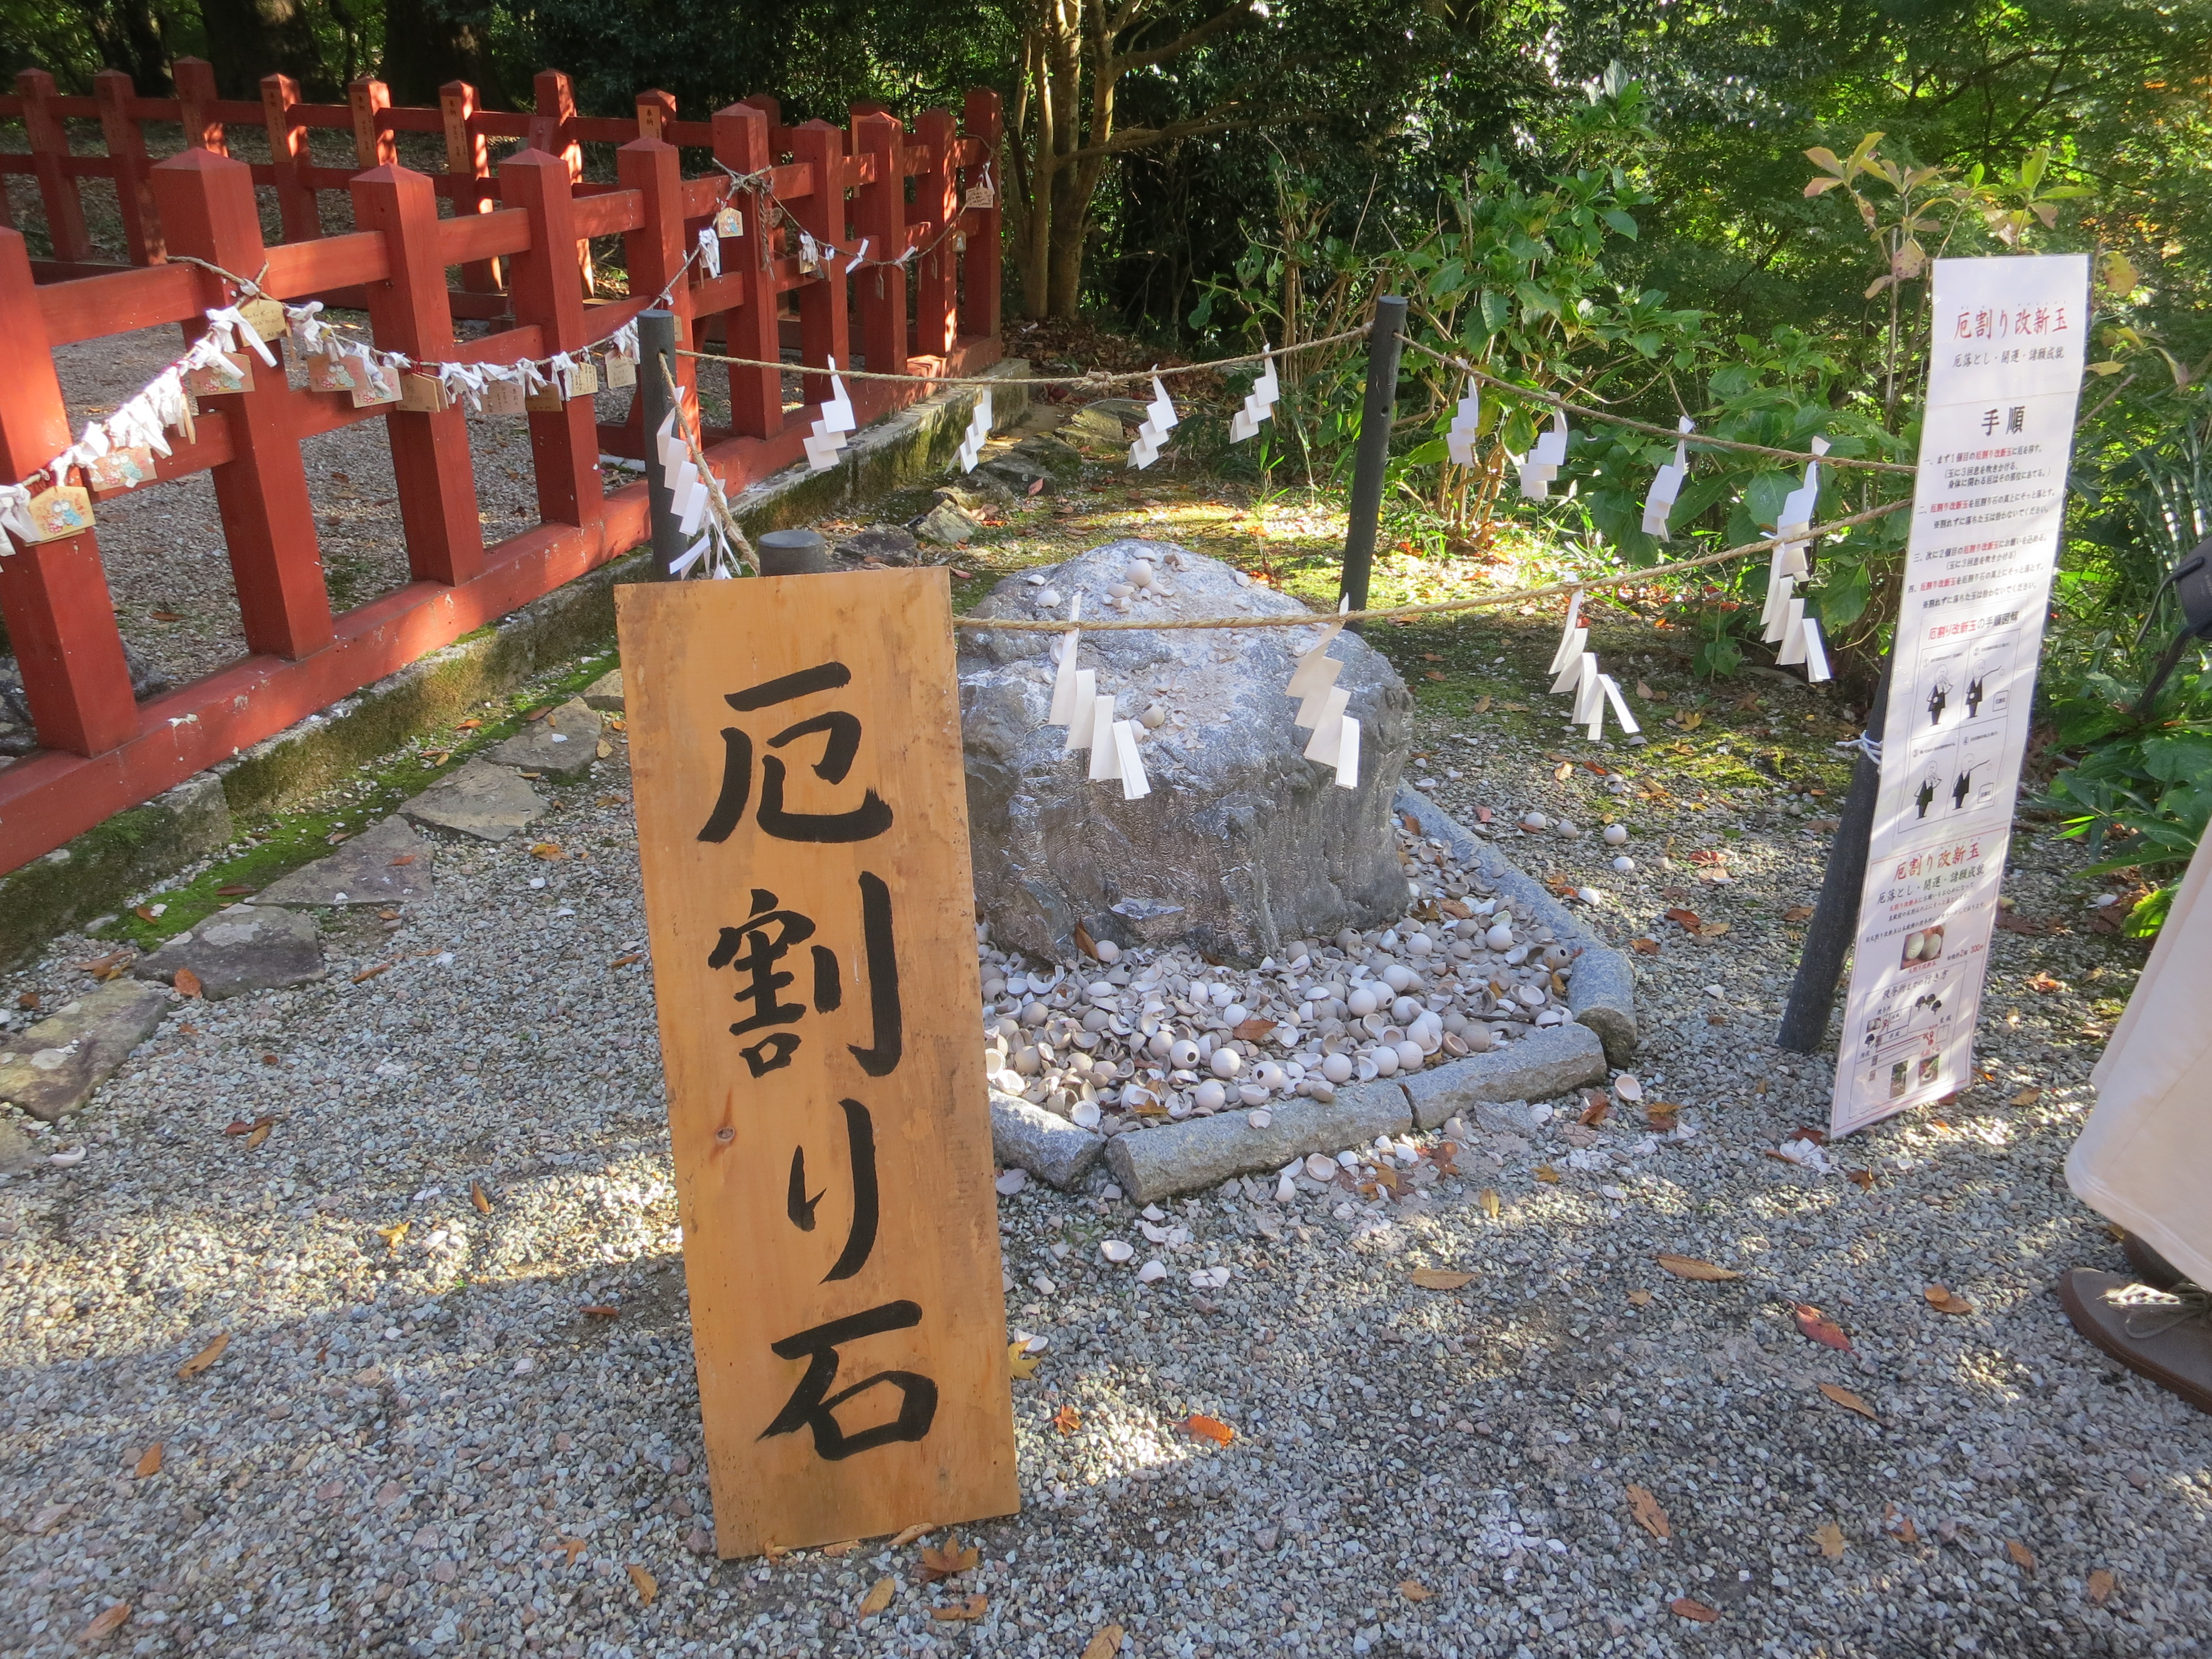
{"left": 639, "top": 308, "right": 686, "bottom": 581}
{"left": 1777, "top": 656, "right": 1893, "bottom": 1052}
{"left": 1338, "top": 294, "right": 1407, "bottom": 628}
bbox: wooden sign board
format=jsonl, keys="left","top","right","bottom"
{"left": 615, "top": 570, "right": 1019, "bottom": 1557}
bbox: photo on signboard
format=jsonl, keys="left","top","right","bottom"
{"left": 1900, "top": 923, "right": 1947, "bottom": 969}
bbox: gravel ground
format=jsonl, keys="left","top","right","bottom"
{"left": 1, "top": 469, "right": 2208, "bottom": 1656}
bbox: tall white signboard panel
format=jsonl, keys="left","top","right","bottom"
{"left": 1831, "top": 254, "right": 2089, "bottom": 1138}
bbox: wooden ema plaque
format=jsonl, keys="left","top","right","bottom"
{"left": 615, "top": 571, "right": 1019, "bottom": 1557}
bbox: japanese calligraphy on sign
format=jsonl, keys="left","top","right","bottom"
{"left": 615, "top": 571, "right": 1019, "bottom": 1554}
{"left": 1830, "top": 255, "right": 2089, "bottom": 1138}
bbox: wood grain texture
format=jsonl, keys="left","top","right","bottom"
{"left": 615, "top": 570, "right": 1017, "bottom": 1558}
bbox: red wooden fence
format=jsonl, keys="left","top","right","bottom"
{"left": 0, "top": 71, "right": 1004, "bottom": 875}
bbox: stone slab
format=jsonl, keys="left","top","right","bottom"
{"left": 1398, "top": 1022, "right": 1609, "bottom": 1130}
{"left": 0, "top": 979, "right": 169, "bottom": 1121}
{"left": 1396, "top": 784, "right": 1641, "bottom": 1063}
{"left": 134, "top": 903, "right": 325, "bottom": 999}
{"left": 401, "top": 759, "right": 546, "bottom": 842}
{"left": 487, "top": 697, "right": 602, "bottom": 782}
{"left": 581, "top": 669, "right": 625, "bottom": 712}
{"left": 989, "top": 1090, "right": 1107, "bottom": 1188}
{"left": 1103, "top": 1080, "right": 1412, "bottom": 1204}
{"left": 249, "top": 816, "right": 432, "bottom": 908}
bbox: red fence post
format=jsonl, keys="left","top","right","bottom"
{"left": 15, "top": 71, "right": 92, "bottom": 264}
{"left": 152, "top": 149, "right": 334, "bottom": 660}
{"left": 914, "top": 108, "right": 958, "bottom": 361}
{"left": 711, "top": 101, "right": 782, "bottom": 438}
{"left": 853, "top": 111, "right": 909, "bottom": 378}
{"left": 349, "top": 77, "right": 397, "bottom": 169}
{"left": 351, "top": 164, "right": 484, "bottom": 587}
{"left": 439, "top": 81, "right": 502, "bottom": 296}
{"left": 95, "top": 70, "right": 162, "bottom": 266}
{"left": 501, "top": 148, "right": 603, "bottom": 529}
{"left": 961, "top": 89, "right": 1002, "bottom": 342}
{"left": 636, "top": 88, "right": 676, "bottom": 140}
{"left": 262, "top": 74, "right": 322, "bottom": 244}
{"left": 786, "top": 120, "right": 851, "bottom": 410}
{"left": 615, "top": 135, "right": 695, "bottom": 445}
{"left": 173, "top": 59, "right": 226, "bottom": 154}
{"left": 0, "top": 231, "right": 139, "bottom": 755}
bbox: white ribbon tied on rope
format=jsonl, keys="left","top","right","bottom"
{"left": 1127, "top": 374, "right": 1178, "bottom": 469}
{"left": 439, "top": 363, "right": 489, "bottom": 413}
{"left": 804, "top": 357, "right": 858, "bottom": 472}
{"left": 0, "top": 483, "right": 39, "bottom": 546}
{"left": 1775, "top": 434, "right": 1829, "bottom": 576}
{"left": 1641, "top": 416, "right": 1694, "bottom": 539}
{"left": 1228, "top": 347, "right": 1279, "bottom": 444}
{"left": 1547, "top": 591, "right": 1589, "bottom": 693}
{"left": 957, "top": 388, "right": 994, "bottom": 473}
{"left": 1519, "top": 410, "right": 1569, "bottom": 498}
{"left": 203, "top": 306, "right": 279, "bottom": 368}
{"left": 1444, "top": 387, "right": 1481, "bottom": 466}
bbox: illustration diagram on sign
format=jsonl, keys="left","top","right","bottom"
{"left": 1953, "top": 725, "right": 2005, "bottom": 815}
{"left": 1918, "top": 647, "right": 1964, "bottom": 729}
{"left": 1964, "top": 634, "right": 2016, "bottom": 723}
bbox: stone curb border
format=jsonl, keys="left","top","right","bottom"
{"left": 1393, "top": 784, "right": 1640, "bottom": 1067}
{"left": 988, "top": 792, "right": 1640, "bottom": 1198}
{"left": 0, "top": 367, "right": 1032, "bottom": 968}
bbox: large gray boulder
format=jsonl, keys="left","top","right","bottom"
{"left": 959, "top": 541, "right": 1413, "bottom": 962}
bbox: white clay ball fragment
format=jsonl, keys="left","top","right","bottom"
{"left": 1169, "top": 1039, "right": 1200, "bottom": 1070}
{"left": 1522, "top": 811, "right": 1549, "bottom": 831}
{"left": 1209, "top": 1047, "right": 1243, "bottom": 1079}
{"left": 1604, "top": 823, "right": 1629, "bottom": 844}
{"left": 1125, "top": 559, "right": 1155, "bottom": 588}
{"left": 1394, "top": 1041, "right": 1424, "bottom": 1072}
{"left": 1372, "top": 1045, "right": 1399, "bottom": 1077}
{"left": 1485, "top": 923, "right": 1515, "bottom": 951}
{"left": 1193, "top": 1079, "right": 1227, "bottom": 1110}
{"left": 1141, "top": 703, "right": 1167, "bottom": 729}
{"left": 1321, "top": 1052, "right": 1354, "bottom": 1083}
{"left": 1613, "top": 855, "right": 1635, "bottom": 873}
{"left": 1039, "top": 588, "right": 1061, "bottom": 607}
{"left": 1101, "top": 1239, "right": 1134, "bottom": 1262}
{"left": 1093, "top": 938, "right": 1120, "bottom": 964}
{"left": 1137, "top": 1259, "right": 1167, "bottom": 1283}
{"left": 1347, "top": 987, "right": 1379, "bottom": 1018}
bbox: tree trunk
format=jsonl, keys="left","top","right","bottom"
{"left": 199, "top": 0, "right": 327, "bottom": 98}
{"left": 86, "top": 0, "right": 172, "bottom": 96}
{"left": 379, "top": 0, "right": 500, "bottom": 106}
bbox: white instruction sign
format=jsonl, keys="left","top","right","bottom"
{"left": 1830, "top": 254, "right": 2089, "bottom": 1138}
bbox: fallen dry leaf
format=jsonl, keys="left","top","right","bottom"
{"left": 1923, "top": 1284, "right": 1974, "bottom": 1315}
{"left": 1783, "top": 904, "right": 1816, "bottom": 922}
{"left": 175, "top": 1332, "right": 229, "bottom": 1379}
{"left": 918, "top": 1537, "right": 980, "bottom": 1582}
{"left": 1665, "top": 906, "right": 1703, "bottom": 931}
{"left": 1397, "top": 1579, "right": 1434, "bottom": 1601}
{"left": 1083, "top": 1624, "right": 1126, "bottom": 1659}
{"left": 930, "top": 1594, "right": 988, "bottom": 1622}
{"left": 244, "top": 1120, "right": 272, "bottom": 1149}
{"left": 1554, "top": 760, "right": 1574, "bottom": 781}
{"left": 1052, "top": 1404, "right": 1081, "bottom": 1434}
{"left": 1627, "top": 1485, "right": 1670, "bottom": 1540}
{"left": 821, "top": 1540, "right": 860, "bottom": 1557}
{"left": 1819, "top": 1383, "right": 1877, "bottom": 1420}
{"left": 581, "top": 1305, "right": 619, "bottom": 1319}
{"left": 1408, "top": 1267, "right": 1475, "bottom": 1291}
{"left": 626, "top": 1563, "right": 656, "bottom": 1604}
{"left": 352, "top": 962, "right": 391, "bottom": 984}
{"left": 1815, "top": 1521, "right": 1846, "bottom": 1559}
{"left": 1183, "top": 1413, "right": 1235, "bottom": 1446}
{"left": 133, "top": 1442, "right": 163, "bottom": 1479}
{"left": 471, "top": 1180, "right": 492, "bottom": 1214}
{"left": 1671, "top": 1597, "right": 1719, "bottom": 1623}
{"left": 1479, "top": 1188, "right": 1501, "bottom": 1219}
{"left": 2007, "top": 1539, "right": 2037, "bottom": 1577}
{"left": 2009, "top": 1087, "right": 2042, "bottom": 1107}
{"left": 857, "top": 1577, "right": 896, "bottom": 1616}
{"left": 1006, "top": 1340, "right": 1041, "bottom": 1380}
{"left": 559, "top": 1536, "right": 587, "bottom": 1564}
{"left": 1629, "top": 937, "right": 1661, "bottom": 955}
{"left": 375, "top": 1222, "right": 409, "bottom": 1254}
{"left": 1233, "top": 1016, "right": 1276, "bottom": 1042}
{"left": 1884, "top": 1504, "right": 1918, "bottom": 1544}
{"left": 530, "top": 841, "right": 564, "bottom": 860}
{"left": 608, "top": 952, "right": 643, "bottom": 968}
{"left": 1697, "top": 920, "right": 1731, "bottom": 938}
{"left": 1628, "top": 1287, "right": 1654, "bottom": 1306}
{"left": 1793, "top": 1303, "right": 1852, "bottom": 1350}
{"left": 2086, "top": 1568, "right": 2115, "bottom": 1605}
{"left": 388, "top": 854, "right": 416, "bottom": 867}
{"left": 1579, "top": 1092, "right": 1610, "bottom": 1126}
{"left": 1846, "top": 1168, "right": 1875, "bottom": 1190}
{"left": 888, "top": 1522, "right": 934, "bottom": 1548}
{"left": 74, "top": 1603, "right": 130, "bottom": 1645}
{"left": 173, "top": 968, "right": 203, "bottom": 999}
{"left": 1656, "top": 1253, "right": 1741, "bottom": 1281}
{"left": 1533, "top": 1162, "right": 1561, "bottom": 1184}
{"left": 1472, "top": 695, "right": 1493, "bottom": 714}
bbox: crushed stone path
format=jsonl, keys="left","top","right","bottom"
{"left": 2, "top": 637, "right": 2208, "bottom": 1659}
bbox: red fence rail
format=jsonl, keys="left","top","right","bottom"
{"left": 0, "top": 71, "right": 1004, "bottom": 875}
